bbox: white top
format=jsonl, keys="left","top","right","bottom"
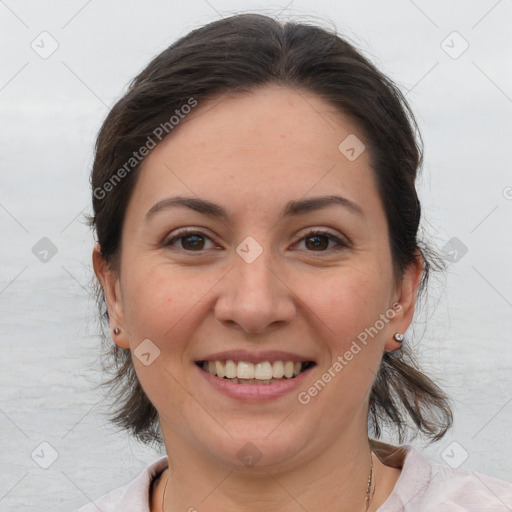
{"left": 74, "top": 440, "right": 512, "bottom": 511}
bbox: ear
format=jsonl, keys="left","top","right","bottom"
{"left": 92, "top": 242, "right": 130, "bottom": 349}
{"left": 384, "top": 251, "right": 424, "bottom": 351}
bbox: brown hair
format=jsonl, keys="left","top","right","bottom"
{"left": 88, "top": 13, "right": 452, "bottom": 448}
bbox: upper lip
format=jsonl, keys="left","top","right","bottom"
{"left": 195, "top": 349, "right": 316, "bottom": 364}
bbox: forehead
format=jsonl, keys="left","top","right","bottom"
{"left": 132, "top": 84, "right": 379, "bottom": 221}
{"left": 157, "top": 84, "right": 366, "bottom": 164}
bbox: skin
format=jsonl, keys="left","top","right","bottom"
{"left": 93, "top": 84, "right": 423, "bottom": 512}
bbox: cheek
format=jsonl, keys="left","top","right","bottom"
{"left": 294, "top": 263, "right": 393, "bottom": 404}
{"left": 295, "top": 277, "right": 388, "bottom": 411}
{"left": 299, "top": 265, "right": 392, "bottom": 346}
{"left": 121, "top": 262, "right": 211, "bottom": 343}
{"left": 119, "top": 263, "right": 207, "bottom": 419}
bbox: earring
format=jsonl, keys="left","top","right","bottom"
{"left": 113, "top": 327, "right": 120, "bottom": 335}
{"left": 394, "top": 333, "right": 404, "bottom": 343}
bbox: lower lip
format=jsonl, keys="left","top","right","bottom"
{"left": 195, "top": 364, "right": 314, "bottom": 401}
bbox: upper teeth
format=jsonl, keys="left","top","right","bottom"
{"left": 203, "top": 360, "right": 304, "bottom": 379}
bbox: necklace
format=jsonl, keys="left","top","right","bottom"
{"left": 161, "top": 450, "right": 375, "bottom": 511}
{"left": 365, "top": 450, "right": 376, "bottom": 511}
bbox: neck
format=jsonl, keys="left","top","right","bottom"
{"left": 153, "top": 426, "right": 385, "bottom": 512}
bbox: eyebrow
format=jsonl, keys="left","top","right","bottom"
{"left": 145, "top": 194, "right": 365, "bottom": 222}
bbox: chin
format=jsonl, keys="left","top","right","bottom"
{"left": 193, "top": 419, "right": 316, "bottom": 474}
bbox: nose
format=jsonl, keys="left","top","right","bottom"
{"left": 213, "top": 248, "right": 297, "bottom": 334}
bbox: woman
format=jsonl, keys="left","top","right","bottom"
{"left": 78, "top": 13, "right": 512, "bottom": 512}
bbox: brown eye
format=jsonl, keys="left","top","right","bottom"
{"left": 305, "top": 234, "right": 330, "bottom": 251}
{"left": 164, "top": 229, "right": 216, "bottom": 252}
{"left": 296, "top": 230, "right": 348, "bottom": 252}
{"left": 180, "top": 234, "right": 205, "bottom": 250}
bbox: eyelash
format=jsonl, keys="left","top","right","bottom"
{"left": 163, "top": 228, "right": 349, "bottom": 254}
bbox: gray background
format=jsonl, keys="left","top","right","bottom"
{"left": 1, "top": 0, "right": 511, "bottom": 510}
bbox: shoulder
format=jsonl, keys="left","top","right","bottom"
{"left": 72, "top": 456, "right": 168, "bottom": 512}
{"left": 372, "top": 440, "right": 512, "bottom": 512}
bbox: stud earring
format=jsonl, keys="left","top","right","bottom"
{"left": 113, "top": 327, "right": 120, "bottom": 335}
{"left": 394, "top": 333, "right": 404, "bottom": 343}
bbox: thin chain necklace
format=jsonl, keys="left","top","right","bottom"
{"left": 365, "top": 450, "right": 376, "bottom": 511}
{"left": 161, "top": 449, "right": 376, "bottom": 511}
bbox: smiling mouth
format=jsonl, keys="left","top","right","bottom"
{"left": 196, "top": 360, "right": 316, "bottom": 384}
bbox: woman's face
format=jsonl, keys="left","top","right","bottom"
{"left": 95, "top": 84, "right": 421, "bottom": 472}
